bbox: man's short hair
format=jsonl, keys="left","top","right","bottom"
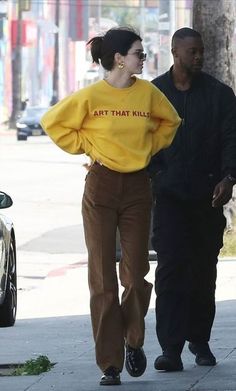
{"left": 172, "top": 28, "right": 202, "bottom": 48}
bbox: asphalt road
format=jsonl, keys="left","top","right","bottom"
{"left": 0, "top": 131, "right": 89, "bottom": 299}
{"left": 0, "top": 131, "right": 236, "bottom": 391}
{"left": 0, "top": 130, "right": 235, "bottom": 320}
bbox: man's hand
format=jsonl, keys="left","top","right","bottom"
{"left": 212, "top": 177, "right": 234, "bottom": 208}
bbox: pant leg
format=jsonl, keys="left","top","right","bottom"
{"left": 82, "top": 164, "right": 124, "bottom": 372}
{"left": 187, "top": 203, "right": 226, "bottom": 342}
{"left": 152, "top": 196, "right": 192, "bottom": 353}
{"left": 119, "top": 169, "right": 153, "bottom": 348}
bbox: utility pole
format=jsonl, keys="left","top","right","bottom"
{"left": 50, "top": 0, "right": 59, "bottom": 105}
{"left": 9, "top": 0, "right": 22, "bottom": 128}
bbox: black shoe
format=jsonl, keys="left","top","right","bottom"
{"left": 100, "top": 367, "right": 121, "bottom": 386}
{"left": 154, "top": 353, "right": 183, "bottom": 372}
{"left": 188, "top": 342, "right": 216, "bottom": 366}
{"left": 125, "top": 344, "right": 147, "bottom": 377}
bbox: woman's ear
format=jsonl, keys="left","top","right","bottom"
{"left": 114, "top": 52, "right": 125, "bottom": 69}
{"left": 114, "top": 52, "right": 123, "bottom": 65}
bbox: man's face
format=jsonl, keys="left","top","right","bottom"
{"left": 172, "top": 36, "right": 204, "bottom": 74}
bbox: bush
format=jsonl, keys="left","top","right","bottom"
{"left": 220, "top": 226, "right": 236, "bottom": 257}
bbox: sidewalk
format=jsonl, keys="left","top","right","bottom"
{"left": 0, "top": 259, "right": 236, "bottom": 391}
{"left": 0, "top": 123, "right": 15, "bottom": 135}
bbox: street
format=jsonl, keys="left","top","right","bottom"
{"left": 0, "top": 131, "right": 89, "bottom": 318}
{"left": 0, "top": 131, "right": 235, "bottom": 321}
{"left": 0, "top": 131, "right": 236, "bottom": 391}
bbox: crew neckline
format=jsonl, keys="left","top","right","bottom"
{"left": 102, "top": 76, "right": 138, "bottom": 91}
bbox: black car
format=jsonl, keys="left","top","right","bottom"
{"left": 16, "top": 106, "right": 49, "bottom": 141}
{"left": 0, "top": 191, "right": 17, "bottom": 327}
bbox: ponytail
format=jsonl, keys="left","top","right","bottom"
{"left": 87, "top": 36, "right": 103, "bottom": 65}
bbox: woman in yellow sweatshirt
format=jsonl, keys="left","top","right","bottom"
{"left": 41, "top": 27, "right": 181, "bottom": 386}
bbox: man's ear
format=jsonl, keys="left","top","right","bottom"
{"left": 171, "top": 47, "right": 177, "bottom": 58}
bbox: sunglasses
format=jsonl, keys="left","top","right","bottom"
{"left": 127, "top": 51, "right": 147, "bottom": 61}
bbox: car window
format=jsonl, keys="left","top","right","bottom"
{"left": 23, "top": 108, "right": 48, "bottom": 118}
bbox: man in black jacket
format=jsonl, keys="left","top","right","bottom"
{"left": 150, "top": 27, "right": 236, "bottom": 372}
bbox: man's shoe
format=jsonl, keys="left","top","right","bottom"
{"left": 100, "top": 367, "right": 121, "bottom": 386}
{"left": 188, "top": 342, "right": 216, "bottom": 366}
{"left": 125, "top": 344, "right": 147, "bottom": 377}
{"left": 154, "top": 353, "right": 183, "bottom": 372}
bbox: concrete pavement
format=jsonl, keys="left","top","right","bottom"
{"left": 0, "top": 258, "right": 236, "bottom": 390}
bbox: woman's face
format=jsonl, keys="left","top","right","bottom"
{"left": 123, "top": 40, "right": 146, "bottom": 75}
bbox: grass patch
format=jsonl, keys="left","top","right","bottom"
{"left": 12, "top": 355, "right": 53, "bottom": 376}
{"left": 220, "top": 231, "right": 236, "bottom": 257}
{"left": 220, "top": 226, "right": 236, "bottom": 258}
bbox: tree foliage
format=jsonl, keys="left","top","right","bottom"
{"left": 102, "top": 2, "right": 141, "bottom": 29}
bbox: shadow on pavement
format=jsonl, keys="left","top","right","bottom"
{"left": 0, "top": 301, "right": 235, "bottom": 390}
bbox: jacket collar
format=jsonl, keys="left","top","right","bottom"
{"left": 167, "top": 66, "right": 204, "bottom": 92}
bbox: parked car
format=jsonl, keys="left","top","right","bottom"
{"left": 16, "top": 106, "right": 49, "bottom": 141}
{"left": 84, "top": 68, "right": 100, "bottom": 86}
{"left": 0, "top": 191, "right": 17, "bottom": 327}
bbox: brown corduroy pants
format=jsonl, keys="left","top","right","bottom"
{"left": 82, "top": 162, "right": 153, "bottom": 372}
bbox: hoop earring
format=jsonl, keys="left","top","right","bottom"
{"left": 118, "top": 62, "right": 124, "bottom": 69}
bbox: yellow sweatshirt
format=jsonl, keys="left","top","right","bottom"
{"left": 41, "top": 77, "right": 181, "bottom": 173}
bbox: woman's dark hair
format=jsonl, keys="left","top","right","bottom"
{"left": 87, "top": 27, "right": 142, "bottom": 71}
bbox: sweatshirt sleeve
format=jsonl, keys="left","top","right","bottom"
{"left": 151, "top": 88, "right": 181, "bottom": 155}
{"left": 40, "top": 92, "right": 92, "bottom": 155}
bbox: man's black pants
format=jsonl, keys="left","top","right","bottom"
{"left": 152, "top": 195, "right": 226, "bottom": 353}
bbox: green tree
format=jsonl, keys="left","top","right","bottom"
{"left": 102, "top": 1, "right": 141, "bottom": 30}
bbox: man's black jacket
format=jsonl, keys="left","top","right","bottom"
{"left": 149, "top": 68, "right": 236, "bottom": 201}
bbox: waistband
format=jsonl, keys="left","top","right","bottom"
{"left": 93, "top": 160, "right": 147, "bottom": 175}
